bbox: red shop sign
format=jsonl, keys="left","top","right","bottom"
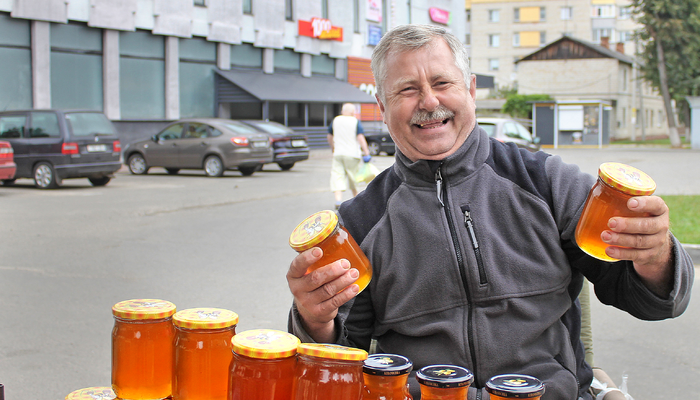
{"left": 298, "top": 18, "right": 343, "bottom": 41}
{"left": 429, "top": 7, "right": 451, "bottom": 25}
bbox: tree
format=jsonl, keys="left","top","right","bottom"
{"left": 502, "top": 94, "right": 552, "bottom": 119}
{"left": 630, "top": 0, "right": 700, "bottom": 147}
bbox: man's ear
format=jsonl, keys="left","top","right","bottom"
{"left": 375, "top": 94, "right": 387, "bottom": 124}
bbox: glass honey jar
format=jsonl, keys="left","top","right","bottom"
{"left": 65, "top": 387, "right": 116, "bottom": 400}
{"left": 172, "top": 308, "right": 238, "bottom": 400}
{"left": 293, "top": 343, "right": 369, "bottom": 400}
{"left": 289, "top": 210, "right": 373, "bottom": 293}
{"left": 485, "top": 374, "right": 545, "bottom": 400}
{"left": 575, "top": 162, "right": 656, "bottom": 261}
{"left": 112, "top": 299, "right": 176, "bottom": 400}
{"left": 416, "top": 365, "right": 474, "bottom": 400}
{"left": 229, "top": 329, "right": 301, "bottom": 400}
{"left": 362, "top": 353, "right": 413, "bottom": 400}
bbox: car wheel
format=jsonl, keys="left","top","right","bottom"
{"left": 34, "top": 162, "right": 60, "bottom": 189}
{"left": 239, "top": 165, "right": 257, "bottom": 176}
{"left": 89, "top": 176, "right": 111, "bottom": 186}
{"left": 278, "top": 162, "right": 295, "bottom": 171}
{"left": 165, "top": 168, "right": 180, "bottom": 175}
{"left": 1, "top": 179, "right": 16, "bottom": 186}
{"left": 368, "top": 141, "right": 381, "bottom": 156}
{"left": 128, "top": 153, "right": 149, "bottom": 175}
{"left": 204, "top": 155, "right": 224, "bottom": 177}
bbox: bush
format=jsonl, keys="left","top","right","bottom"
{"left": 502, "top": 94, "right": 552, "bottom": 119}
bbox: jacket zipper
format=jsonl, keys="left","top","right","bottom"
{"left": 463, "top": 206, "right": 488, "bottom": 285}
{"left": 435, "top": 165, "right": 480, "bottom": 383}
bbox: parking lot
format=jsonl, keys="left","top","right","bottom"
{"left": 1, "top": 147, "right": 698, "bottom": 399}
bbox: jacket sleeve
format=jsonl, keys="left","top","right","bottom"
{"left": 545, "top": 155, "right": 694, "bottom": 320}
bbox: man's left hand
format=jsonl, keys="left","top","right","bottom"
{"left": 601, "top": 195, "right": 674, "bottom": 297}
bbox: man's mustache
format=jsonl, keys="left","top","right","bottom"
{"left": 410, "top": 105, "right": 455, "bottom": 125}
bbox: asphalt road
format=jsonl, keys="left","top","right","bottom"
{"left": 0, "top": 146, "right": 698, "bottom": 399}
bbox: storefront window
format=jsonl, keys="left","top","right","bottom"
{"left": 180, "top": 37, "right": 217, "bottom": 118}
{"left": 0, "top": 14, "right": 31, "bottom": 110}
{"left": 231, "top": 43, "right": 262, "bottom": 68}
{"left": 274, "top": 49, "right": 300, "bottom": 72}
{"left": 120, "top": 30, "right": 165, "bottom": 119}
{"left": 312, "top": 54, "right": 335, "bottom": 76}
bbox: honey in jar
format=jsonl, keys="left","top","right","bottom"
{"left": 290, "top": 210, "right": 373, "bottom": 293}
{"left": 112, "top": 299, "right": 176, "bottom": 400}
{"left": 172, "top": 308, "right": 238, "bottom": 400}
{"left": 362, "top": 353, "right": 413, "bottom": 400}
{"left": 229, "top": 329, "right": 301, "bottom": 400}
{"left": 485, "top": 374, "right": 545, "bottom": 400}
{"left": 293, "top": 343, "right": 368, "bottom": 400}
{"left": 65, "top": 387, "right": 116, "bottom": 400}
{"left": 575, "top": 162, "right": 656, "bottom": 261}
{"left": 416, "top": 365, "right": 474, "bottom": 400}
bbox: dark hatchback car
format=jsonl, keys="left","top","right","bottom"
{"left": 240, "top": 120, "right": 309, "bottom": 170}
{"left": 364, "top": 131, "right": 396, "bottom": 156}
{"left": 0, "top": 110, "right": 122, "bottom": 188}
{"left": 122, "top": 118, "right": 273, "bottom": 177}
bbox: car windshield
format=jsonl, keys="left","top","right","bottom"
{"left": 247, "top": 122, "right": 290, "bottom": 134}
{"left": 65, "top": 112, "right": 117, "bottom": 136}
{"left": 480, "top": 123, "right": 496, "bottom": 137}
{"left": 219, "top": 122, "right": 261, "bottom": 135}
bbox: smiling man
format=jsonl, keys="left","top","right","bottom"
{"left": 286, "top": 24, "right": 693, "bottom": 400}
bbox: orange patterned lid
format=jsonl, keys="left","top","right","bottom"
{"left": 231, "top": 329, "right": 300, "bottom": 359}
{"left": 598, "top": 162, "right": 656, "bottom": 196}
{"left": 112, "top": 299, "right": 176, "bottom": 320}
{"left": 65, "top": 387, "right": 115, "bottom": 400}
{"left": 297, "top": 343, "right": 368, "bottom": 361}
{"left": 289, "top": 210, "right": 339, "bottom": 252}
{"left": 173, "top": 308, "right": 238, "bottom": 329}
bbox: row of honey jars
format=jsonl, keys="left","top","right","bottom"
{"left": 112, "top": 299, "right": 238, "bottom": 400}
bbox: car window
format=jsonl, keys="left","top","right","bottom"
{"left": 65, "top": 112, "right": 117, "bottom": 136}
{"left": 220, "top": 122, "right": 260, "bottom": 135}
{"left": 211, "top": 128, "right": 223, "bottom": 137}
{"left": 248, "top": 122, "right": 290, "bottom": 134}
{"left": 158, "top": 124, "right": 185, "bottom": 140}
{"left": 503, "top": 122, "right": 522, "bottom": 138}
{"left": 0, "top": 115, "right": 26, "bottom": 139}
{"left": 515, "top": 123, "right": 533, "bottom": 141}
{"left": 480, "top": 123, "right": 496, "bottom": 137}
{"left": 183, "top": 123, "right": 210, "bottom": 139}
{"left": 29, "top": 112, "right": 60, "bottom": 138}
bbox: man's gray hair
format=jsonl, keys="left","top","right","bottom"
{"left": 371, "top": 24, "right": 471, "bottom": 102}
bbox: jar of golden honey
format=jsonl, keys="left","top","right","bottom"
{"left": 65, "top": 387, "right": 116, "bottom": 400}
{"left": 293, "top": 343, "right": 368, "bottom": 400}
{"left": 290, "top": 210, "right": 373, "bottom": 293}
{"left": 229, "top": 329, "right": 301, "bottom": 400}
{"left": 416, "top": 365, "right": 474, "bottom": 400}
{"left": 485, "top": 374, "right": 545, "bottom": 399}
{"left": 112, "top": 299, "right": 176, "bottom": 400}
{"left": 362, "top": 354, "right": 413, "bottom": 400}
{"left": 172, "top": 308, "right": 238, "bottom": 400}
{"left": 575, "top": 162, "right": 656, "bottom": 261}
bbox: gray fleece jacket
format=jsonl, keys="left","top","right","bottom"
{"left": 289, "top": 125, "right": 694, "bottom": 400}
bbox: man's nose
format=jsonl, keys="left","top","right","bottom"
{"left": 419, "top": 88, "right": 440, "bottom": 111}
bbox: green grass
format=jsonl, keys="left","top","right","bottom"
{"left": 611, "top": 135, "right": 691, "bottom": 146}
{"left": 661, "top": 195, "right": 700, "bottom": 244}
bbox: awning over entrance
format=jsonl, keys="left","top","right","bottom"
{"left": 215, "top": 68, "right": 377, "bottom": 104}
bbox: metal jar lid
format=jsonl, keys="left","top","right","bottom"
{"left": 598, "top": 162, "right": 656, "bottom": 196}
{"left": 231, "top": 329, "right": 300, "bottom": 359}
{"left": 416, "top": 365, "right": 474, "bottom": 389}
{"left": 363, "top": 354, "right": 413, "bottom": 376}
{"left": 65, "top": 387, "right": 116, "bottom": 400}
{"left": 485, "top": 374, "right": 546, "bottom": 398}
{"left": 297, "top": 343, "right": 368, "bottom": 361}
{"left": 112, "top": 299, "right": 176, "bottom": 320}
{"left": 289, "top": 210, "right": 339, "bottom": 252}
{"left": 173, "top": 308, "right": 239, "bottom": 329}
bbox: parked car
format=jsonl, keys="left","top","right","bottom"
{"left": 239, "top": 120, "right": 309, "bottom": 170}
{"left": 0, "top": 110, "right": 122, "bottom": 189}
{"left": 122, "top": 118, "right": 273, "bottom": 177}
{"left": 364, "top": 131, "right": 396, "bottom": 156}
{"left": 477, "top": 117, "right": 541, "bottom": 152}
{"left": 0, "top": 140, "right": 17, "bottom": 182}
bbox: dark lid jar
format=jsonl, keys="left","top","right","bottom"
{"left": 485, "top": 374, "right": 545, "bottom": 399}
{"left": 362, "top": 354, "right": 413, "bottom": 400}
{"left": 416, "top": 365, "right": 474, "bottom": 400}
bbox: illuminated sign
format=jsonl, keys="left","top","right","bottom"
{"left": 367, "top": 0, "right": 382, "bottom": 23}
{"left": 367, "top": 24, "right": 382, "bottom": 45}
{"left": 429, "top": 7, "right": 451, "bottom": 25}
{"left": 298, "top": 18, "right": 343, "bottom": 41}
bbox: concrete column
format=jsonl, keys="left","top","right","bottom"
{"left": 217, "top": 42, "right": 230, "bottom": 70}
{"left": 335, "top": 58, "right": 345, "bottom": 80}
{"left": 165, "top": 36, "right": 179, "bottom": 120}
{"left": 31, "top": 21, "right": 51, "bottom": 109}
{"left": 686, "top": 96, "right": 700, "bottom": 150}
{"left": 262, "top": 48, "right": 274, "bottom": 74}
{"left": 300, "top": 53, "right": 311, "bottom": 77}
{"left": 103, "top": 30, "right": 120, "bottom": 120}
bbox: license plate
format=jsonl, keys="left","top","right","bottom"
{"left": 291, "top": 139, "right": 306, "bottom": 147}
{"left": 252, "top": 141, "right": 268, "bottom": 148}
{"left": 87, "top": 144, "right": 107, "bottom": 152}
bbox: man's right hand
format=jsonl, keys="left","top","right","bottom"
{"left": 286, "top": 247, "right": 360, "bottom": 343}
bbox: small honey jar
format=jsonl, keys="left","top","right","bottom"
{"left": 485, "top": 374, "right": 545, "bottom": 399}
{"left": 65, "top": 387, "right": 116, "bottom": 400}
{"left": 111, "top": 299, "right": 176, "bottom": 400}
{"left": 293, "top": 343, "right": 368, "bottom": 400}
{"left": 289, "top": 210, "right": 373, "bottom": 293}
{"left": 362, "top": 353, "right": 413, "bottom": 400}
{"left": 229, "top": 329, "right": 301, "bottom": 400}
{"left": 172, "top": 308, "right": 238, "bottom": 400}
{"left": 416, "top": 365, "right": 474, "bottom": 400}
{"left": 575, "top": 162, "right": 656, "bottom": 261}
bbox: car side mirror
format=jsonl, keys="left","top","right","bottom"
{"left": 151, "top": 135, "right": 159, "bottom": 142}
{"left": 533, "top": 137, "right": 541, "bottom": 144}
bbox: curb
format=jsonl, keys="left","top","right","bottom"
{"left": 681, "top": 244, "right": 700, "bottom": 265}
